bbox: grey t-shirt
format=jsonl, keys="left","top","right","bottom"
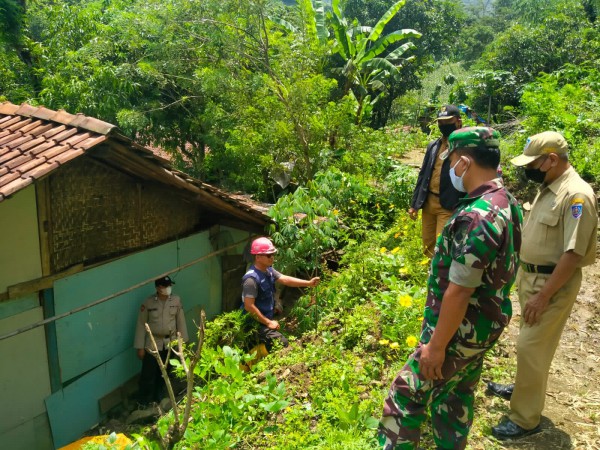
{"left": 242, "top": 268, "right": 282, "bottom": 298}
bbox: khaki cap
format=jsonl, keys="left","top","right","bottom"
{"left": 510, "top": 131, "right": 569, "bottom": 166}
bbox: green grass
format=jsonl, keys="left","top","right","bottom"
{"left": 135, "top": 210, "right": 520, "bottom": 449}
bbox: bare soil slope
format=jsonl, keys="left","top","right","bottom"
{"left": 404, "top": 146, "right": 600, "bottom": 449}
{"left": 484, "top": 258, "right": 600, "bottom": 450}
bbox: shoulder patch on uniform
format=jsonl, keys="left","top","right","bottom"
{"left": 571, "top": 199, "right": 583, "bottom": 219}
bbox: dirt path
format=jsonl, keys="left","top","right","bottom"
{"left": 402, "top": 146, "right": 600, "bottom": 449}
{"left": 486, "top": 255, "right": 600, "bottom": 450}
{"left": 541, "top": 258, "right": 600, "bottom": 449}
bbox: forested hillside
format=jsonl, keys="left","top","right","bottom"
{"left": 2, "top": 0, "right": 600, "bottom": 448}
{"left": 3, "top": 0, "right": 600, "bottom": 195}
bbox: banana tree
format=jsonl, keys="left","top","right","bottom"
{"left": 328, "top": 0, "right": 421, "bottom": 124}
{"left": 300, "top": 0, "right": 328, "bottom": 44}
{"left": 270, "top": 0, "right": 328, "bottom": 45}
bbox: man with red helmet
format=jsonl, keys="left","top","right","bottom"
{"left": 242, "top": 237, "right": 320, "bottom": 351}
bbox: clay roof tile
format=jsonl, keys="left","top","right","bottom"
{"left": 14, "top": 103, "right": 39, "bottom": 117}
{"left": 7, "top": 118, "right": 32, "bottom": 133}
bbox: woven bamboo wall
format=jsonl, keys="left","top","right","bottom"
{"left": 48, "top": 156, "right": 202, "bottom": 272}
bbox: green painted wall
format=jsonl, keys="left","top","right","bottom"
{"left": 0, "top": 186, "right": 42, "bottom": 293}
{"left": 0, "top": 293, "right": 39, "bottom": 320}
{"left": 0, "top": 178, "right": 256, "bottom": 449}
{"left": 0, "top": 188, "right": 52, "bottom": 448}
{"left": 0, "top": 306, "right": 52, "bottom": 449}
{"left": 47, "top": 226, "right": 250, "bottom": 448}
{"left": 52, "top": 228, "right": 247, "bottom": 382}
{"left": 46, "top": 348, "right": 139, "bottom": 448}
{"left": 1, "top": 414, "right": 53, "bottom": 450}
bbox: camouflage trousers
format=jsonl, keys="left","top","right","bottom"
{"left": 378, "top": 344, "right": 487, "bottom": 450}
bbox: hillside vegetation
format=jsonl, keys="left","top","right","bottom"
{"left": 3, "top": 0, "right": 600, "bottom": 448}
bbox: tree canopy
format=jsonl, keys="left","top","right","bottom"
{"left": 2, "top": 0, "right": 600, "bottom": 193}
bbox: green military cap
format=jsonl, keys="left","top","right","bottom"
{"left": 510, "top": 131, "right": 568, "bottom": 166}
{"left": 440, "top": 126, "right": 501, "bottom": 160}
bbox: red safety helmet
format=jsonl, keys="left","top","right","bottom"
{"left": 250, "top": 237, "right": 277, "bottom": 255}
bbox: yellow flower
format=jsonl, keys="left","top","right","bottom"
{"left": 406, "top": 335, "right": 418, "bottom": 347}
{"left": 398, "top": 295, "right": 413, "bottom": 308}
{"left": 394, "top": 232, "right": 401, "bottom": 238}
{"left": 379, "top": 339, "right": 390, "bottom": 346}
{"left": 389, "top": 342, "right": 400, "bottom": 349}
{"left": 420, "top": 258, "right": 430, "bottom": 265}
{"left": 391, "top": 247, "right": 400, "bottom": 254}
{"left": 418, "top": 316, "right": 424, "bottom": 322}
{"left": 380, "top": 247, "right": 387, "bottom": 253}
{"left": 399, "top": 267, "right": 408, "bottom": 274}
{"left": 332, "top": 209, "right": 339, "bottom": 215}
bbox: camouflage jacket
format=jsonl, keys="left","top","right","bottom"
{"left": 421, "top": 178, "right": 523, "bottom": 355}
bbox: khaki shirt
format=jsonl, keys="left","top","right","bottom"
{"left": 134, "top": 294, "right": 189, "bottom": 350}
{"left": 428, "top": 140, "right": 448, "bottom": 194}
{"left": 521, "top": 166, "right": 597, "bottom": 267}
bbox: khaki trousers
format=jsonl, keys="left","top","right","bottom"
{"left": 509, "top": 269, "right": 582, "bottom": 429}
{"left": 421, "top": 194, "right": 453, "bottom": 257}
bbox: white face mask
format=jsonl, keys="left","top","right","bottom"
{"left": 158, "top": 286, "right": 172, "bottom": 296}
{"left": 449, "top": 158, "right": 469, "bottom": 193}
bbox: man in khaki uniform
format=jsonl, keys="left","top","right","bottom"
{"left": 409, "top": 105, "right": 462, "bottom": 257}
{"left": 489, "top": 131, "right": 598, "bottom": 439}
{"left": 134, "top": 275, "right": 188, "bottom": 404}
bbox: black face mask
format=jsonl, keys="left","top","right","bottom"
{"left": 524, "top": 167, "right": 547, "bottom": 183}
{"left": 439, "top": 123, "right": 457, "bottom": 137}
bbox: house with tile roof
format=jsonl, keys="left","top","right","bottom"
{"left": 0, "top": 102, "right": 269, "bottom": 449}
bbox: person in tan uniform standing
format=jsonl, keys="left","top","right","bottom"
{"left": 134, "top": 275, "right": 189, "bottom": 404}
{"left": 409, "top": 105, "right": 462, "bottom": 257}
{"left": 489, "top": 131, "right": 598, "bottom": 439}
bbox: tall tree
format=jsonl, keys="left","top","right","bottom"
{"left": 343, "top": 0, "right": 466, "bottom": 127}
{"left": 327, "top": 0, "right": 421, "bottom": 125}
{"left": 0, "top": 0, "right": 23, "bottom": 40}
{"left": 0, "top": 0, "right": 35, "bottom": 101}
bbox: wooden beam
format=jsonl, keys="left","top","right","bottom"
{"left": 36, "top": 178, "right": 52, "bottom": 276}
{"left": 0, "top": 237, "right": 252, "bottom": 341}
{"left": 218, "top": 217, "right": 268, "bottom": 234}
{"left": 103, "top": 143, "right": 197, "bottom": 192}
{"left": 5, "top": 263, "right": 84, "bottom": 300}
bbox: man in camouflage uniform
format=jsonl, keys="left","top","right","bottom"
{"left": 378, "top": 127, "right": 523, "bottom": 450}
